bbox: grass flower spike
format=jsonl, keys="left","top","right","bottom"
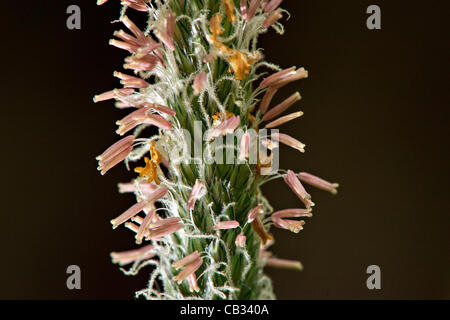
{"left": 95, "top": 0, "right": 338, "bottom": 300}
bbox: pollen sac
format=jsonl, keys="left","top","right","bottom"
{"left": 224, "top": 0, "right": 237, "bottom": 22}
{"left": 134, "top": 157, "right": 160, "bottom": 184}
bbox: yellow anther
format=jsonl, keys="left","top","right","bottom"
{"left": 134, "top": 157, "right": 160, "bottom": 184}
{"left": 150, "top": 141, "right": 162, "bottom": 165}
{"left": 210, "top": 13, "right": 224, "bottom": 41}
{"left": 224, "top": 0, "right": 237, "bottom": 22}
{"left": 212, "top": 110, "right": 235, "bottom": 122}
{"left": 209, "top": 14, "right": 261, "bottom": 81}
{"left": 228, "top": 50, "right": 260, "bottom": 80}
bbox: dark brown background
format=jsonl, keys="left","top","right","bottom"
{"left": 1, "top": 1, "right": 448, "bottom": 299}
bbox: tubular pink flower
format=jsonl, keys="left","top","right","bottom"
{"left": 115, "top": 107, "right": 147, "bottom": 134}
{"left": 115, "top": 101, "right": 133, "bottom": 109}
{"left": 272, "top": 216, "right": 305, "bottom": 233}
{"left": 271, "top": 68, "right": 308, "bottom": 89}
{"left": 109, "top": 39, "right": 139, "bottom": 53}
{"left": 263, "top": 0, "right": 283, "bottom": 13}
{"left": 115, "top": 120, "right": 143, "bottom": 136}
{"left": 112, "top": 88, "right": 139, "bottom": 107}
{"left": 247, "top": 204, "right": 264, "bottom": 223}
{"left": 246, "top": 0, "right": 262, "bottom": 21}
{"left": 121, "top": 16, "right": 147, "bottom": 44}
{"left": 125, "top": 222, "right": 140, "bottom": 233}
{"left": 166, "top": 10, "right": 176, "bottom": 39}
{"left": 136, "top": 210, "right": 156, "bottom": 244}
{"left": 240, "top": 0, "right": 248, "bottom": 20}
{"left": 173, "top": 257, "right": 203, "bottom": 284}
{"left": 142, "top": 114, "right": 172, "bottom": 130}
{"left": 135, "top": 42, "right": 162, "bottom": 59}
{"left": 153, "top": 10, "right": 176, "bottom": 51}
{"left": 258, "top": 87, "right": 278, "bottom": 114}
{"left": 213, "top": 220, "right": 240, "bottom": 230}
{"left": 266, "top": 257, "right": 303, "bottom": 271}
{"left": 193, "top": 72, "right": 207, "bottom": 95}
{"left": 116, "top": 109, "right": 172, "bottom": 135}
{"left": 97, "top": 135, "right": 134, "bottom": 163}
{"left": 272, "top": 132, "right": 306, "bottom": 153}
{"left": 111, "top": 244, "right": 156, "bottom": 266}
{"left": 172, "top": 251, "right": 201, "bottom": 270}
{"left": 131, "top": 216, "right": 145, "bottom": 225}
{"left": 265, "top": 111, "right": 303, "bottom": 128}
{"left": 113, "top": 29, "right": 160, "bottom": 58}
{"left": 124, "top": 55, "right": 159, "bottom": 71}
{"left": 122, "top": 0, "right": 148, "bottom": 12}
{"left": 262, "top": 92, "right": 301, "bottom": 121}
{"left": 148, "top": 217, "right": 181, "bottom": 229}
{"left": 272, "top": 208, "right": 312, "bottom": 219}
{"left": 260, "top": 66, "right": 296, "bottom": 88}
{"left": 114, "top": 71, "right": 149, "bottom": 89}
{"left": 111, "top": 187, "right": 168, "bottom": 232}
{"left": 121, "top": 103, "right": 171, "bottom": 117}
{"left": 262, "top": 9, "right": 283, "bottom": 28}
{"left": 209, "top": 115, "right": 241, "bottom": 140}
{"left": 147, "top": 219, "right": 182, "bottom": 240}
{"left": 146, "top": 186, "right": 169, "bottom": 203}
{"left": 118, "top": 182, "right": 158, "bottom": 196}
{"left": 235, "top": 234, "right": 247, "bottom": 247}
{"left": 146, "top": 103, "right": 177, "bottom": 116}
{"left": 118, "top": 182, "right": 137, "bottom": 193}
{"left": 111, "top": 201, "right": 149, "bottom": 229}
{"left": 187, "top": 179, "right": 206, "bottom": 210}
{"left": 187, "top": 274, "right": 200, "bottom": 292}
{"left": 284, "top": 170, "right": 314, "bottom": 208}
{"left": 118, "top": 106, "right": 148, "bottom": 124}
{"left": 96, "top": 135, "right": 135, "bottom": 175}
{"left": 239, "top": 132, "right": 250, "bottom": 160}
{"left": 298, "top": 172, "right": 339, "bottom": 195}
{"left": 154, "top": 30, "right": 174, "bottom": 51}
{"left": 93, "top": 88, "right": 134, "bottom": 103}
{"left": 114, "top": 30, "right": 142, "bottom": 47}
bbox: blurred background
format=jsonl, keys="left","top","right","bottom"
{"left": 0, "top": 0, "right": 449, "bottom": 299}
